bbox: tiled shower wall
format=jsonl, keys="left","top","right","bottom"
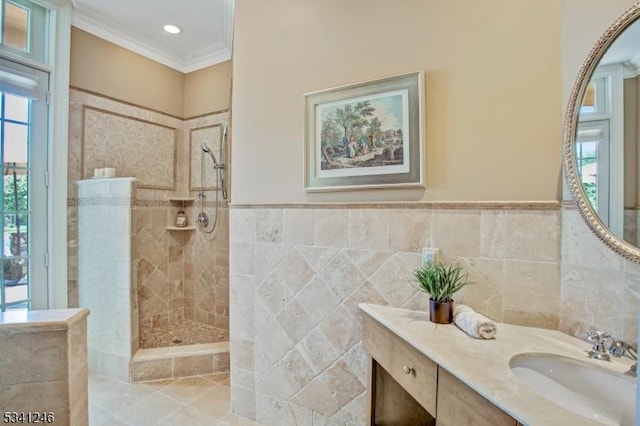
{"left": 67, "top": 88, "right": 229, "bottom": 343}
{"left": 230, "top": 204, "right": 567, "bottom": 423}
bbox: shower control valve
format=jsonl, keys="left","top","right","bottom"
{"left": 196, "top": 212, "right": 209, "bottom": 227}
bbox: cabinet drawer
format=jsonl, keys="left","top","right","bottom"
{"left": 363, "top": 313, "right": 437, "bottom": 416}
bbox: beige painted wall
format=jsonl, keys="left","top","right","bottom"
{"left": 231, "top": 0, "right": 562, "bottom": 203}
{"left": 70, "top": 28, "right": 185, "bottom": 118}
{"left": 70, "top": 28, "right": 232, "bottom": 118}
{"left": 184, "top": 60, "right": 232, "bottom": 118}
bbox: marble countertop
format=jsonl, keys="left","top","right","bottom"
{"left": 359, "top": 303, "right": 635, "bottom": 426}
{"left": 0, "top": 308, "right": 90, "bottom": 333}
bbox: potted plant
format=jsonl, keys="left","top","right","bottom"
{"left": 412, "top": 261, "right": 471, "bottom": 324}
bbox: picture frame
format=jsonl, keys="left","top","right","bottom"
{"left": 304, "top": 71, "right": 424, "bottom": 192}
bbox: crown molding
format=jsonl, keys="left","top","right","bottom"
{"left": 71, "top": 0, "right": 233, "bottom": 74}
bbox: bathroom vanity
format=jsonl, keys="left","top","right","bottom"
{"left": 360, "top": 303, "right": 634, "bottom": 426}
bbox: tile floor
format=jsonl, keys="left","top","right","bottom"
{"left": 89, "top": 372, "right": 260, "bottom": 426}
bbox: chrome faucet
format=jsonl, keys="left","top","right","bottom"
{"left": 609, "top": 339, "right": 638, "bottom": 377}
{"left": 587, "top": 331, "right": 611, "bottom": 361}
{"left": 610, "top": 340, "right": 638, "bottom": 359}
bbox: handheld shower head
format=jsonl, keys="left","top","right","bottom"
{"left": 201, "top": 142, "right": 218, "bottom": 165}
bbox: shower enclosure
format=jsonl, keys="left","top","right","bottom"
{"left": 72, "top": 88, "right": 230, "bottom": 381}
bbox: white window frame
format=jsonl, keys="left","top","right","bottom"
{"left": 579, "top": 64, "right": 625, "bottom": 238}
{"left": 0, "top": 0, "right": 70, "bottom": 308}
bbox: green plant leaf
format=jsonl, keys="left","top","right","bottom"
{"left": 411, "top": 261, "right": 471, "bottom": 302}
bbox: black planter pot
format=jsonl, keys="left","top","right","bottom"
{"left": 429, "top": 299, "right": 453, "bottom": 324}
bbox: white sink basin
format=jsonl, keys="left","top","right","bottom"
{"left": 510, "top": 353, "right": 636, "bottom": 426}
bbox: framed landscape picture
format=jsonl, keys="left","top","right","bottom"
{"left": 304, "top": 71, "right": 424, "bottom": 192}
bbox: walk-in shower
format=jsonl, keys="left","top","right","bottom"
{"left": 196, "top": 123, "right": 227, "bottom": 234}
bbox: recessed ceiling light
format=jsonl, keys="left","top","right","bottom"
{"left": 163, "top": 24, "right": 182, "bottom": 35}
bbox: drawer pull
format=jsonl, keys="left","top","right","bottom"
{"left": 403, "top": 365, "right": 414, "bottom": 375}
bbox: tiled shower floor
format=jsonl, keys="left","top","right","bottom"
{"left": 139, "top": 319, "right": 228, "bottom": 349}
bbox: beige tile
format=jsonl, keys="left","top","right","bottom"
{"left": 283, "top": 209, "right": 314, "bottom": 245}
{"left": 318, "top": 358, "right": 365, "bottom": 409}
{"left": 255, "top": 349, "right": 315, "bottom": 401}
{"left": 479, "top": 210, "right": 505, "bottom": 259}
{"left": 314, "top": 209, "right": 348, "bottom": 248}
{"left": 388, "top": 209, "right": 431, "bottom": 252}
{"left": 0, "top": 331, "right": 67, "bottom": 384}
{"left": 503, "top": 310, "right": 559, "bottom": 329}
{"left": 275, "top": 249, "right": 315, "bottom": 294}
{"left": 0, "top": 380, "right": 69, "bottom": 422}
{"left": 298, "top": 327, "right": 341, "bottom": 375}
{"left": 290, "top": 378, "right": 340, "bottom": 416}
{"left": 230, "top": 208, "right": 255, "bottom": 243}
{"left": 348, "top": 209, "right": 388, "bottom": 250}
{"left": 214, "top": 353, "right": 230, "bottom": 373}
{"left": 431, "top": 210, "right": 481, "bottom": 257}
{"left": 503, "top": 260, "right": 560, "bottom": 315}
{"left": 130, "top": 359, "right": 173, "bottom": 382}
{"left": 296, "top": 276, "right": 342, "bottom": 326}
{"left": 275, "top": 299, "right": 314, "bottom": 342}
{"left": 157, "top": 404, "right": 218, "bottom": 426}
{"left": 504, "top": 210, "right": 560, "bottom": 261}
{"left": 156, "top": 375, "right": 219, "bottom": 404}
{"left": 190, "top": 385, "right": 231, "bottom": 418}
{"left": 230, "top": 385, "right": 256, "bottom": 421}
{"left": 89, "top": 402, "right": 128, "bottom": 426}
{"left": 174, "top": 354, "right": 215, "bottom": 377}
{"left": 344, "top": 249, "right": 392, "bottom": 277}
{"left": 255, "top": 209, "right": 283, "bottom": 243}
{"left": 319, "top": 305, "right": 361, "bottom": 354}
{"left": 317, "top": 252, "right": 366, "bottom": 301}
{"left": 368, "top": 252, "right": 420, "bottom": 306}
{"left": 113, "top": 390, "right": 183, "bottom": 426}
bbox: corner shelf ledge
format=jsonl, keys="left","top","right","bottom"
{"left": 166, "top": 226, "right": 197, "bottom": 231}
{"left": 168, "top": 197, "right": 195, "bottom": 203}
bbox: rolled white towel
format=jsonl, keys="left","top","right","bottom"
{"left": 453, "top": 304, "right": 497, "bottom": 339}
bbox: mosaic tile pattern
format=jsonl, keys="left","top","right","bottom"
{"left": 83, "top": 106, "right": 177, "bottom": 189}
{"left": 229, "top": 205, "right": 563, "bottom": 424}
{"left": 139, "top": 319, "right": 228, "bottom": 349}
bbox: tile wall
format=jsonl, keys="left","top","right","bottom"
{"left": 229, "top": 203, "right": 569, "bottom": 424}
{"left": 0, "top": 309, "right": 90, "bottom": 426}
{"left": 68, "top": 88, "right": 230, "bottom": 348}
{"left": 77, "top": 178, "right": 136, "bottom": 381}
{"left": 560, "top": 205, "right": 639, "bottom": 345}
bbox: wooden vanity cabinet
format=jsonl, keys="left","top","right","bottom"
{"left": 437, "top": 368, "right": 517, "bottom": 426}
{"left": 363, "top": 314, "right": 519, "bottom": 426}
{"left": 363, "top": 314, "right": 437, "bottom": 424}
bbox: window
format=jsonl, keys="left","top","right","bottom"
{"left": 0, "top": 57, "right": 47, "bottom": 311}
{"left": 0, "top": 0, "right": 46, "bottom": 63}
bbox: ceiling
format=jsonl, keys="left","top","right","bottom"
{"left": 71, "top": 0, "right": 234, "bottom": 73}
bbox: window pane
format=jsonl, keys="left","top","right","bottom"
{"left": 4, "top": 2, "right": 28, "bottom": 52}
{"left": 5, "top": 93, "right": 28, "bottom": 122}
{"left": 3, "top": 172, "right": 27, "bottom": 212}
{"left": 4, "top": 121, "right": 27, "bottom": 164}
{"left": 4, "top": 256, "right": 28, "bottom": 308}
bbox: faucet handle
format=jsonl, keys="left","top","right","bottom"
{"left": 586, "top": 331, "right": 612, "bottom": 361}
{"left": 587, "top": 330, "right": 611, "bottom": 344}
{"left": 610, "top": 340, "right": 638, "bottom": 360}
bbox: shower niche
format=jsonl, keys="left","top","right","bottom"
{"left": 166, "top": 197, "right": 196, "bottom": 231}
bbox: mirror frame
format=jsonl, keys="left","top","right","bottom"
{"left": 564, "top": 2, "right": 640, "bottom": 263}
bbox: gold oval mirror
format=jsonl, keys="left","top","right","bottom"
{"left": 564, "top": 3, "right": 640, "bottom": 263}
